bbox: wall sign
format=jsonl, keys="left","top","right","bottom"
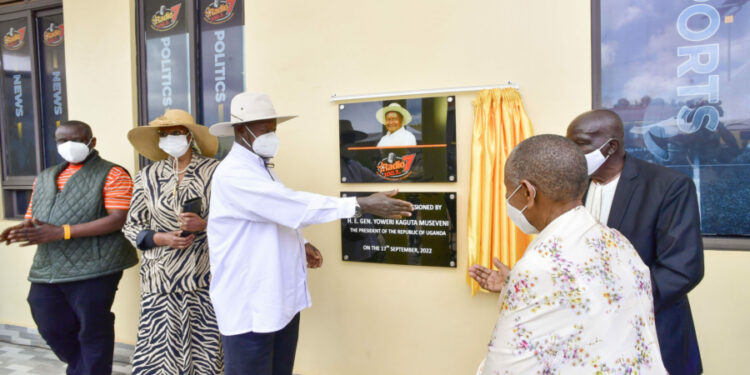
{"left": 339, "top": 96, "right": 457, "bottom": 183}
{"left": 593, "top": 0, "right": 750, "bottom": 237}
{"left": 38, "top": 14, "right": 67, "bottom": 167}
{"left": 143, "top": 1, "right": 192, "bottom": 120}
{"left": 0, "top": 18, "right": 37, "bottom": 176}
{"left": 199, "top": 0, "right": 244, "bottom": 158}
{"left": 341, "top": 192, "right": 456, "bottom": 268}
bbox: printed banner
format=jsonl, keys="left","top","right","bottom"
{"left": 38, "top": 14, "right": 67, "bottom": 167}
{"left": 1, "top": 18, "right": 37, "bottom": 176}
{"left": 596, "top": 0, "right": 750, "bottom": 236}
{"left": 199, "top": 0, "right": 244, "bottom": 158}
{"left": 144, "top": 1, "right": 191, "bottom": 120}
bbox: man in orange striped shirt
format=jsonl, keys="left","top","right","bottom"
{"left": 1, "top": 120, "right": 137, "bottom": 375}
{"left": 23, "top": 159, "right": 134, "bottom": 218}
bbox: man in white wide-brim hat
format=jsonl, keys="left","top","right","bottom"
{"left": 206, "top": 92, "right": 414, "bottom": 375}
{"left": 375, "top": 102, "right": 417, "bottom": 147}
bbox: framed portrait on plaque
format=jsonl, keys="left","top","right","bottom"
{"left": 341, "top": 192, "right": 456, "bottom": 268}
{"left": 339, "top": 96, "right": 456, "bottom": 183}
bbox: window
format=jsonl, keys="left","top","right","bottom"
{"left": 0, "top": 0, "right": 66, "bottom": 219}
{"left": 136, "top": 0, "right": 245, "bottom": 159}
{"left": 592, "top": 0, "right": 750, "bottom": 249}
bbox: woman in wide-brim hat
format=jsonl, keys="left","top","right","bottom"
{"left": 123, "top": 109, "right": 223, "bottom": 374}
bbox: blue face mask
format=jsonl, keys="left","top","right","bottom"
{"left": 506, "top": 183, "right": 539, "bottom": 234}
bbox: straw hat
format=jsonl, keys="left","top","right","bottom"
{"left": 209, "top": 92, "right": 297, "bottom": 137}
{"left": 375, "top": 103, "right": 412, "bottom": 126}
{"left": 128, "top": 109, "right": 218, "bottom": 161}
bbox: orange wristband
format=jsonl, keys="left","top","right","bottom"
{"left": 63, "top": 224, "right": 71, "bottom": 240}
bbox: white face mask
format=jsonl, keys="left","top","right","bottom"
{"left": 584, "top": 138, "right": 614, "bottom": 175}
{"left": 506, "top": 183, "right": 539, "bottom": 235}
{"left": 244, "top": 126, "right": 280, "bottom": 158}
{"left": 159, "top": 134, "right": 190, "bottom": 158}
{"left": 57, "top": 139, "right": 92, "bottom": 164}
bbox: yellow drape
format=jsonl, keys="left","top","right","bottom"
{"left": 467, "top": 88, "right": 534, "bottom": 295}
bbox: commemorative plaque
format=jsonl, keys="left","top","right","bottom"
{"left": 339, "top": 96, "right": 457, "bottom": 183}
{"left": 341, "top": 192, "right": 456, "bottom": 268}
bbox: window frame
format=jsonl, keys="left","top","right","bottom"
{"left": 0, "top": 0, "right": 63, "bottom": 219}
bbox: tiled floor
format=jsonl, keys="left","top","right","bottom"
{"left": 0, "top": 341, "right": 131, "bottom": 375}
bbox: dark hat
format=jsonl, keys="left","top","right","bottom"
{"left": 340, "top": 120, "right": 367, "bottom": 143}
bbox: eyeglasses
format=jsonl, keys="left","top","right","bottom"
{"left": 158, "top": 130, "right": 188, "bottom": 137}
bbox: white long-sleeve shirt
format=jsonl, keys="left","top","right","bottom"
{"left": 376, "top": 126, "right": 417, "bottom": 147}
{"left": 584, "top": 174, "right": 620, "bottom": 224}
{"left": 207, "top": 143, "right": 357, "bottom": 335}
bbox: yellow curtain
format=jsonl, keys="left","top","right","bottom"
{"left": 467, "top": 88, "right": 534, "bottom": 295}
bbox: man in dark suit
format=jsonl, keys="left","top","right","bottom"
{"left": 566, "top": 109, "right": 704, "bottom": 375}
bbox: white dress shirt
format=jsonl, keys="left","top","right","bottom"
{"left": 584, "top": 174, "right": 621, "bottom": 224}
{"left": 376, "top": 127, "right": 417, "bottom": 147}
{"left": 207, "top": 143, "right": 357, "bottom": 335}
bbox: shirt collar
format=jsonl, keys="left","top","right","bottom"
{"left": 230, "top": 142, "right": 268, "bottom": 168}
{"left": 387, "top": 127, "right": 406, "bottom": 136}
{"left": 533, "top": 205, "right": 588, "bottom": 242}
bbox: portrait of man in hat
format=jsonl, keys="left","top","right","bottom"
{"left": 338, "top": 97, "right": 457, "bottom": 183}
{"left": 376, "top": 102, "right": 417, "bottom": 147}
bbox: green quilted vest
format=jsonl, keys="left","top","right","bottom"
{"left": 28, "top": 151, "right": 138, "bottom": 283}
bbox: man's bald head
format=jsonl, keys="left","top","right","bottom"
{"left": 567, "top": 109, "right": 625, "bottom": 152}
{"left": 59, "top": 120, "right": 93, "bottom": 140}
{"left": 505, "top": 134, "right": 588, "bottom": 202}
{"left": 568, "top": 109, "right": 624, "bottom": 142}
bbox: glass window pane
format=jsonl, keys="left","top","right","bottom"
{"left": 3, "top": 189, "right": 31, "bottom": 219}
{"left": 598, "top": 2, "right": 750, "bottom": 236}
{"left": 1, "top": 18, "right": 38, "bottom": 177}
{"left": 37, "top": 13, "right": 67, "bottom": 168}
{"left": 143, "top": 1, "right": 192, "bottom": 121}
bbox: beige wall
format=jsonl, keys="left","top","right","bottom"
{"left": 0, "top": 0, "right": 746, "bottom": 374}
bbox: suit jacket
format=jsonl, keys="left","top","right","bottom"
{"left": 590, "top": 154, "right": 704, "bottom": 375}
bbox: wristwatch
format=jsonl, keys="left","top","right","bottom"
{"left": 353, "top": 202, "right": 363, "bottom": 218}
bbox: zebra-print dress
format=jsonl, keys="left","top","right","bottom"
{"left": 123, "top": 153, "right": 223, "bottom": 374}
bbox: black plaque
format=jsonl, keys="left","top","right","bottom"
{"left": 341, "top": 192, "right": 456, "bottom": 268}
{"left": 143, "top": 1, "right": 192, "bottom": 120}
{"left": 339, "top": 96, "right": 457, "bottom": 183}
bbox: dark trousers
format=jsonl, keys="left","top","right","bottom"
{"left": 222, "top": 313, "right": 300, "bottom": 375}
{"left": 27, "top": 271, "right": 123, "bottom": 375}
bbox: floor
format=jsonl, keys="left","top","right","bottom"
{"left": 0, "top": 341, "right": 131, "bottom": 375}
